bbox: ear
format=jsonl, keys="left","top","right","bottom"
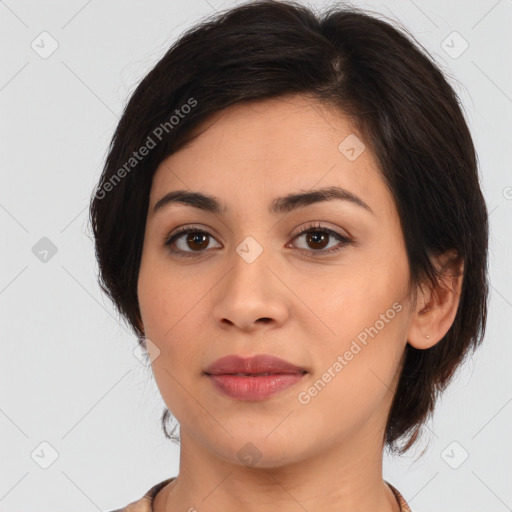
{"left": 407, "top": 249, "right": 464, "bottom": 349}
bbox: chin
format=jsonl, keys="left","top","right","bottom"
{"left": 209, "top": 432, "right": 310, "bottom": 470}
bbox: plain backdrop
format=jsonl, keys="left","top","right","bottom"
{"left": 1, "top": 1, "right": 511, "bottom": 511}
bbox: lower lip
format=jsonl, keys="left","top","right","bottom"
{"left": 206, "top": 373, "right": 306, "bottom": 400}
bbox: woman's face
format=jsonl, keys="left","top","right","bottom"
{"left": 137, "top": 95, "right": 416, "bottom": 467}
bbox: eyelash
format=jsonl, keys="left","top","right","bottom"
{"left": 163, "top": 222, "right": 353, "bottom": 258}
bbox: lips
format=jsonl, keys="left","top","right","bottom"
{"left": 203, "top": 354, "right": 307, "bottom": 376}
{"left": 203, "top": 354, "right": 307, "bottom": 401}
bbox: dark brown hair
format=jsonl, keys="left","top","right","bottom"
{"left": 89, "top": 0, "right": 489, "bottom": 454}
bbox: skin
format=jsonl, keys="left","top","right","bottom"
{"left": 137, "top": 94, "right": 463, "bottom": 512}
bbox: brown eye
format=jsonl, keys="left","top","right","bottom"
{"left": 164, "top": 223, "right": 352, "bottom": 258}
{"left": 164, "top": 226, "right": 222, "bottom": 256}
{"left": 183, "top": 232, "right": 210, "bottom": 251}
{"left": 304, "top": 230, "right": 330, "bottom": 250}
{"left": 290, "top": 223, "right": 352, "bottom": 256}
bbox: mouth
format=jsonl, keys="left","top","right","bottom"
{"left": 203, "top": 354, "right": 308, "bottom": 401}
{"left": 205, "top": 372, "right": 307, "bottom": 400}
{"left": 203, "top": 353, "right": 307, "bottom": 376}
{"left": 205, "top": 371, "right": 307, "bottom": 376}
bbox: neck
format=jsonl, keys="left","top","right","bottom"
{"left": 157, "top": 427, "right": 400, "bottom": 512}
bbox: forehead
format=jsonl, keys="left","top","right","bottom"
{"left": 149, "top": 95, "right": 394, "bottom": 218}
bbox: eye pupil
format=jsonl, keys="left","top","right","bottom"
{"left": 307, "top": 231, "right": 328, "bottom": 250}
{"left": 187, "top": 232, "right": 209, "bottom": 250}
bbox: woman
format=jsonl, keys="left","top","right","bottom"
{"left": 90, "top": 1, "right": 489, "bottom": 510}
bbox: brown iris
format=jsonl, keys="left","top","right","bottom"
{"left": 305, "top": 230, "right": 329, "bottom": 250}
{"left": 186, "top": 232, "right": 209, "bottom": 251}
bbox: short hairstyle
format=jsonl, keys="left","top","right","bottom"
{"left": 89, "top": 0, "right": 489, "bottom": 454}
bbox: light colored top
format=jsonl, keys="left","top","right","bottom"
{"left": 107, "top": 477, "right": 412, "bottom": 511}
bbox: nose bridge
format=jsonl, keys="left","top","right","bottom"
{"left": 212, "top": 233, "right": 288, "bottom": 329}
{"left": 227, "top": 234, "right": 273, "bottom": 300}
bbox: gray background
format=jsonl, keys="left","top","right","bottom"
{"left": 0, "top": 0, "right": 511, "bottom": 511}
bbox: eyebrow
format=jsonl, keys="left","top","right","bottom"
{"left": 153, "top": 186, "right": 374, "bottom": 216}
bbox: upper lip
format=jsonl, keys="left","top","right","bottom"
{"left": 204, "top": 354, "right": 307, "bottom": 375}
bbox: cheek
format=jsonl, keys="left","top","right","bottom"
{"left": 138, "top": 255, "right": 213, "bottom": 375}
{"left": 294, "top": 303, "right": 407, "bottom": 439}
{"left": 138, "top": 249, "right": 196, "bottom": 336}
{"left": 138, "top": 263, "right": 208, "bottom": 423}
{"left": 297, "top": 250, "right": 409, "bottom": 341}
{"left": 301, "top": 246, "right": 410, "bottom": 391}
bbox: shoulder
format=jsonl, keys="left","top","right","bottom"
{"left": 108, "top": 477, "right": 410, "bottom": 512}
{"left": 106, "top": 477, "right": 176, "bottom": 512}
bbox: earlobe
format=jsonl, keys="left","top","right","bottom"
{"left": 407, "top": 250, "right": 464, "bottom": 350}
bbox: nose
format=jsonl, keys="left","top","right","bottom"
{"left": 212, "top": 244, "right": 290, "bottom": 333}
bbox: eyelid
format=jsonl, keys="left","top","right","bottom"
{"left": 162, "top": 224, "right": 220, "bottom": 252}
{"left": 287, "top": 222, "right": 353, "bottom": 253}
{"left": 290, "top": 221, "right": 351, "bottom": 240}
